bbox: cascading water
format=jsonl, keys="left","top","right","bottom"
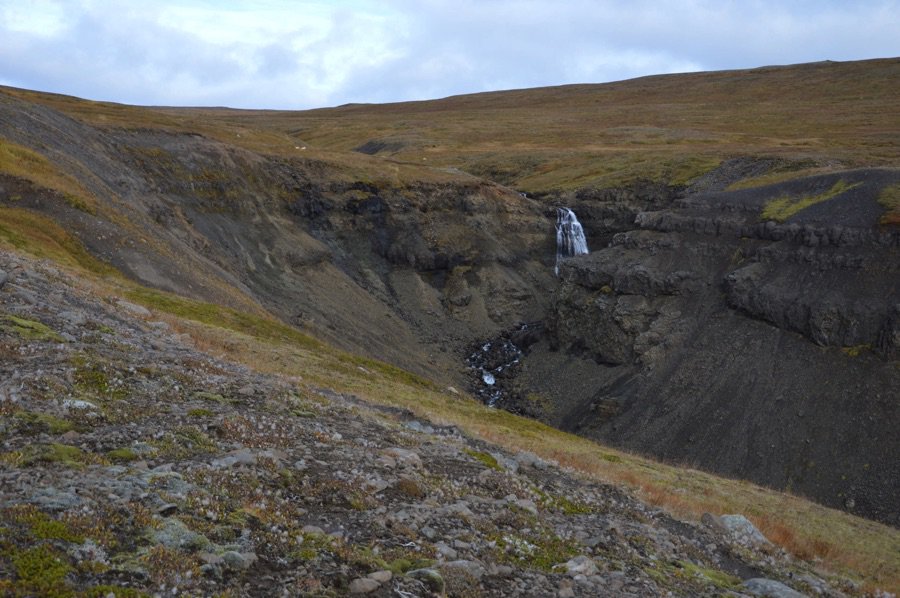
{"left": 555, "top": 207, "right": 589, "bottom": 275}
{"left": 466, "top": 325, "right": 529, "bottom": 407}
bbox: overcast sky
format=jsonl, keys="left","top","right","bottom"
{"left": 1, "top": 0, "right": 898, "bottom": 110}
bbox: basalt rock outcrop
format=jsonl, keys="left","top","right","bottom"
{"left": 527, "top": 168, "right": 900, "bottom": 525}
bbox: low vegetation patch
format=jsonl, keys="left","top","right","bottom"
{"left": 0, "top": 314, "right": 63, "bottom": 342}
{"left": 761, "top": 179, "right": 860, "bottom": 222}
{"left": 877, "top": 183, "right": 900, "bottom": 225}
{"left": 0, "top": 209, "right": 116, "bottom": 275}
{"left": 0, "top": 139, "right": 97, "bottom": 214}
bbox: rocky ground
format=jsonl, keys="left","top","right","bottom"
{"left": 0, "top": 249, "right": 876, "bottom": 597}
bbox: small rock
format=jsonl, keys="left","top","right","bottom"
{"left": 407, "top": 568, "right": 444, "bottom": 593}
{"left": 439, "top": 560, "right": 486, "bottom": 581}
{"left": 492, "top": 452, "right": 519, "bottom": 473}
{"left": 742, "top": 578, "right": 807, "bottom": 598}
{"left": 514, "top": 451, "right": 547, "bottom": 470}
{"left": 383, "top": 447, "right": 423, "bottom": 469}
{"left": 435, "top": 541, "right": 458, "bottom": 560}
{"left": 211, "top": 448, "right": 258, "bottom": 469}
{"left": 720, "top": 514, "right": 771, "bottom": 547}
{"left": 58, "top": 310, "right": 87, "bottom": 326}
{"left": 116, "top": 300, "right": 151, "bottom": 317}
{"left": 513, "top": 498, "right": 538, "bottom": 515}
{"left": 301, "top": 525, "right": 325, "bottom": 535}
{"left": 558, "top": 578, "right": 576, "bottom": 598}
{"left": 222, "top": 551, "right": 257, "bottom": 571}
{"left": 563, "top": 555, "right": 598, "bottom": 577}
{"left": 61, "top": 399, "right": 98, "bottom": 411}
{"left": 151, "top": 518, "right": 210, "bottom": 551}
{"left": 156, "top": 503, "right": 179, "bottom": 517}
{"left": 368, "top": 570, "right": 392, "bottom": 583}
{"left": 348, "top": 577, "right": 380, "bottom": 594}
{"left": 59, "top": 430, "right": 81, "bottom": 443}
{"left": 405, "top": 420, "right": 435, "bottom": 435}
{"left": 0, "top": 269, "right": 7, "bottom": 289}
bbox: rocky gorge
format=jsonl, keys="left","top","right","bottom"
{"left": 1, "top": 59, "right": 899, "bottom": 594}
{"left": 0, "top": 242, "right": 881, "bottom": 597}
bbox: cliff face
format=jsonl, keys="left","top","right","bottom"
{"left": 526, "top": 167, "right": 900, "bottom": 525}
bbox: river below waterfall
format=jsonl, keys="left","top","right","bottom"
{"left": 466, "top": 323, "right": 541, "bottom": 407}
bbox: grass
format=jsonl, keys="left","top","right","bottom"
{"left": 761, "top": 179, "right": 861, "bottom": 222}
{"left": 5, "top": 58, "right": 899, "bottom": 193}
{"left": 877, "top": 183, "right": 900, "bottom": 225}
{"left": 0, "top": 208, "right": 117, "bottom": 276}
{"left": 0, "top": 138, "right": 97, "bottom": 214}
{"left": 0, "top": 315, "right": 63, "bottom": 342}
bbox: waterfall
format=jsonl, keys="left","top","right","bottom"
{"left": 555, "top": 207, "right": 589, "bottom": 275}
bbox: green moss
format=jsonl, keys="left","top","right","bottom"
{"left": 107, "top": 447, "right": 139, "bottom": 462}
{"left": 73, "top": 363, "right": 128, "bottom": 400}
{"left": 150, "top": 427, "right": 217, "bottom": 459}
{"left": 8, "top": 545, "right": 74, "bottom": 597}
{"left": 761, "top": 179, "right": 861, "bottom": 222}
{"left": 464, "top": 448, "right": 502, "bottom": 471}
{"left": 0, "top": 314, "right": 63, "bottom": 342}
{"left": 10, "top": 507, "right": 84, "bottom": 543}
{"left": 841, "top": 344, "right": 871, "bottom": 357}
{"left": 291, "top": 531, "right": 339, "bottom": 562}
{"left": 13, "top": 411, "right": 74, "bottom": 435}
{"left": 14, "top": 443, "right": 94, "bottom": 468}
{"left": 194, "top": 391, "right": 231, "bottom": 404}
{"left": 492, "top": 532, "right": 580, "bottom": 572}
{"left": 187, "top": 408, "right": 214, "bottom": 417}
{"left": 534, "top": 489, "right": 594, "bottom": 515}
{"left": 677, "top": 560, "right": 741, "bottom": 589}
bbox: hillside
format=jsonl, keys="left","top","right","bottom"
{"left": 3, "top": 248, "right": 898, "bottom": 596}
{"left": 0, "top": 57, "right": 898, "bottom": 594}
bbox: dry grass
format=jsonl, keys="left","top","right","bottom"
{"left": 0, "top": 139, "right": 98, "bottom": 213}
{"left": 5, "top": 58, "right": 899, "bottom": 192}
{"left": 0, "top": 208, "right": 115, "bottom": 275}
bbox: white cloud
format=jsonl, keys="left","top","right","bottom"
{"left": 0, "top": 0, "right": 897, "bottom": 109}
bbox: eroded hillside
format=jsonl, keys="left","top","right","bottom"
{"left": 1, "top": 58, "right": 898, "bottom": 532}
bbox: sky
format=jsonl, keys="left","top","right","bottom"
{"left": 1, "top": 0, "right": 898, "bottom": 110}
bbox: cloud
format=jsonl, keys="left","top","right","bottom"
{"left": 0, "top": 0, "right": 897, "bottom": 109}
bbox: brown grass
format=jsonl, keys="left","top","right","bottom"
{"left": 5, "top": 58, "right": 898, "bottom": 192}
{"left": 0, "top": 139, "right": 98, "bottom": 213}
